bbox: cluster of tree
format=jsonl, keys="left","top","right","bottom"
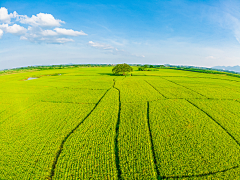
{"left": 21, "top": 64, "right": 115, "bottom": 70}
{"left": 1, "top": 64, "right": 117, "bottom": 72}
{"left": 138, "top": 65, "right": 163, "bottom": 71}
{"left": 2, "top": 63, "right": 240, "bottom": 79}
{"left": 112, "top": 63, "right": 133, "bottom": 75}
{"left": 165, "top": 65, "right": 240, "bottom": 78}
{"left": 167, "top": 65, "right": 240, "bottom": 74}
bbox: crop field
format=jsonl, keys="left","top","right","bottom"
{"left": 0, "top": 66, "right": 240, "bottom": 179}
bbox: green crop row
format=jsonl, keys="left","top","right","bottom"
{"left": 145, "top": 79, "right": 204, "bottom": 99}
{"left": 118, "top": 102, "right": 157, "bottom": 179}
{"left": 149, "top": 99, "right": 240, "bottom": 178}
{"left": 186, "top": 86, "right": 240, "bottom": 99}
{"left": 40, "top": 88, "right": 107, "bottom": 104}
{"left": 115, "top": 77, "right": 164, "bottom": 102}
{"left": 53, "top": 88, "right": 119, "bottom": 179}
{"left": 188, "top": 99, "right": 240, "bottom": 145}
{"left": 0, "top": 102, "right": 95, "bottom": 179}
{"left": 23, "top": 75, "right": 114, "bottom": 89}
{"left": 1, "top": 67, "right": 240, "bottom": 179}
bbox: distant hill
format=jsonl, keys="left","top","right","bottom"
{"left": 212, "top": 65, "right": 240, "bottom": 73}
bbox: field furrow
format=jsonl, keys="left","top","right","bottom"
{"left": 118, "top": 102, "right": 157, "bottom": 179}
{"left": 1, "top": 67, "right": 240, "bottom": 179}
{"left": 149, "top": 99, "right": 240, "bottom": 177}
{"left": 49, "top": 88, "right": 111, "bottom": 179}
{"left": 147, "top": 102, "right": 161, "bottom": 178}
{"left": 115, "top": 77, "right": 164, "bottom": 102}
{"left": 144, "top": 80, "right": 168, "bottom": 98}
{"left": 40, "top": 88, "right": 107, "bottom": 104}
{"left": 188, "top": 99, "right": 240, "bottom": 145}
{"left": 0, "top": 102, "right": 95, "bottom": 180}
{"left": 52, "top": 88, "right": 119, "bottom": 179}
{"left": 160, "top": 77, "right": 207, "bottom": 98}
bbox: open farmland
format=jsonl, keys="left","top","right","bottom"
{"left": 1, "top": 66, "right": 240, "bottom": 179}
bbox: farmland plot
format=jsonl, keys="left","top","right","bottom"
{"left": 40, "top": 88, "right": 107, "bottom": 104}
{"left": 188, "top": 99, "right": 240, "bottom": 144}
{"left": 115, "top": 77, "right": 164, "bottom": 102}
{"left": 0, "top": 102, "right": 95, "bottom": 179}
{"left": 149, "top": 99, "right": 240, "bottom": 178}
{"left": 118, "top": 102, "right": 157, "bottom": 179}
{"left": 53, "top": 88, "right": 119, "bottom": 179}
{"left": 24, "top": 75, "right": 114, "bottom": 89}
{"left": 0, "top": 101, "right": 35, "bottom": 125}
{"left": 143, "top": 77, "right": 180, "bottom": 88}
{"left": 145, "top": 79, "right": 204, "bottom": 99}
{"left": 187, "top": 86, "right": 240, "bottom": 99}
{"left": 1, "top": 66, "right": 240, "bottom": 179}
{"left": 164, "top": 77, "right": 240, "bottom": 98}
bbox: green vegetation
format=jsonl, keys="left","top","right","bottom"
{"left": 0, "top": 65, "right": 240, "bottom": 179}
{"left": 53, "top": 88, "right": 119, "bottom": 179}
{"left": 138, "top": 64, "right": 159, "bottom": 71}
{"left": 112, "top": 63, "right": 133, "bottom": 75}
{"left": 118, "top": 102, "right": 157, "bottom": 179}
{"left": 150, "top": 99, "right": 240, "bottom": 177}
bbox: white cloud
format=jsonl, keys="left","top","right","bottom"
{"left": 0, "top": 29, "right": 3, "bottom": 38}
{"left": 21, "top": 27, "right": 84, "bottom": 43}
{"left": 0, "top": 7, "right": 17, "bottom": 24}
{"left": 54, "top": 28, "right": 87, "bottom": 36}
{"left": 41, "top": 28, "right": 87, "bottom": 36}
{"left": 55, "top": 38, "right": 74, "bottom": 43}
{"left": 41, "top": 29, "right": 58, "bottom": 36}
{"left": 0, "top": 7, "right": 87, "bottom": 44}
{"left": 208, "top": 2, "right": 240, "bottom": 44}
{"left": 89, "top": 41, "right": 145, "bottom": 58}
{"left": 0, "top": 23, "right": 27, "bottom": 35}
{"left": 223, "top": 13, "right": 240, "bottom": 43}
{"left": 0, "top": 23, "right": 7, "bottom": 29}
{"left": 206, "top": 56, "right": 216, "bottom": 59}
{"left": 89, "top": 41, "right": 114, "bottom": 50}
{"left": 17, "top": 13, "right": 65, "bottom": 27}
{"left": 20, "top": 36, "right": 27, "bottom": 40}
{"left": 20, "top": 30, "right": 74, "bottom": 44}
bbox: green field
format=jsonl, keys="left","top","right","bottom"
{"left": 0, "top": 66, "right": 240, "bottom": 179}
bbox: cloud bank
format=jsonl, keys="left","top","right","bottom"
{"left": 0, "top": 7, "right": 87, "bottom": 44}
{"left": 89, "top": 41, "right": 114, "bottom": 50}
{"left": 17, "top": 13, "right": 64, "bottom": 27}
{"left": 0, "top": 7, "right": 17, "bottom": 24}
{"left": 0, "top": 23, "right": 27, "bottom": 35}
{"left": 89, "top": 41, "right": 145, "bottom": 57}
{"left": 0, "top": 29, "right": 3, "bottom": 38}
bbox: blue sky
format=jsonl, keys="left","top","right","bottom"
{"left": 1, "top": 0, "right": 240, "bottom": 69}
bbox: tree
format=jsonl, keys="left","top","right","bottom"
{"left": 138, "top": 64, "right": 149, "bottom": 71}
{"left": 112, "top": 63, "right": 133, "bottom": 75}
{"left": 143, "top": 64, "right": 148, "bottom": 69}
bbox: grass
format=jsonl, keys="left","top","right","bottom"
{"left": 0, "top": 66, "right": 240, "bottom": 179}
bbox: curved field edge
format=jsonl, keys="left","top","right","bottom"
{"left": 48, "top": 88, "right": 111, "bottom": 179}
{"left": 149, "top": 99, "right": 240, "bottom": 177}
{"left": 162, "top": 165, "right": 240, "bottom": 179}
{"left": 52, "top": 88, "right": 119, "bottom": 179}
{"left": 0, "top": 103, "right": 95, "bottom": 179}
